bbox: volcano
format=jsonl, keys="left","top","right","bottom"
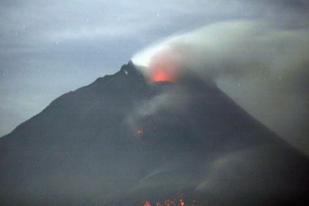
{"left": 0, "top": 61, "right": 308, "bottom": 206}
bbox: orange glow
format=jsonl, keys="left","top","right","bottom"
{"left": 152, "top": 68, "right": 175, "bottom": 82}
{"left": 148, "top": 47, "right": 182, "bottom": 82}
{"left": 144, "top": 201, "right": 152, "bottom": 206}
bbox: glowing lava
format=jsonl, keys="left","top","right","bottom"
{"left": 148, "top": 47, "right": 182, "bottom": 83}
{"left": 144, "top": 201, "right": 152, "bottom": 206}
{"left": 151, "top": 68, "right": 175, "bottom": 82}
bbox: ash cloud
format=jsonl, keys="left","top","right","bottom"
{"left": 132, "top": 20, "right": 309, "bottom": 154}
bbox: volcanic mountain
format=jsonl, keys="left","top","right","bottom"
{"left": 0, "top": 61, "right": 308, "bottom": 206}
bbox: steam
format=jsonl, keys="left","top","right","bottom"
{"left": 132, "top": 20, "right": 309, "bottom": 154}
{"left": 133, "top": 20, "right": 309, "bottom": 79}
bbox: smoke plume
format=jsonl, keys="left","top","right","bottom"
{"left": 132, "top": 20, "right": 309, "bottom": 154}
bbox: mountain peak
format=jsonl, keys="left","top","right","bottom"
{"left": 88, "top": 60, "right": 147, "bottom": 93}
{"left": 0, "top": 60, "right": 308, "bottom": 206}
{"left": 120, "top": 60, "right": 139, "bottom": 75}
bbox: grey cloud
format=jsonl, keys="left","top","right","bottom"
{"left": 133, "top": 20, "right": 309, "bottom": 154}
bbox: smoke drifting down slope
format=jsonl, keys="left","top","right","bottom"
{"left": 132, "top": 20, "right": 309, "bottom": 154}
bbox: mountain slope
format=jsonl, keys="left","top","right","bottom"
{"left": 0, "top": 61, "right": 308, "bottom": 206}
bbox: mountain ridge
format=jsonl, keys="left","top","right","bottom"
{"left": 0, "top": 61, "right": 308, "bottom": 206}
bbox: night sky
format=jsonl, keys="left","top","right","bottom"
{"left": 0, "top": 0, "right": 308, "bottom": 152}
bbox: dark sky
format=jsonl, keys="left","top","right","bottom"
{"left": 0, "top": 0, "right": 308, "bottom": 139}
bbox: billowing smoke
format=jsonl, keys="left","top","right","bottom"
{"left": 132, "top": 20, "right": 309, "bottom": 154}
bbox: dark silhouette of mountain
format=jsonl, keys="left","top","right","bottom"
{"left": 0, "top": 61, "right": 308, "bottom": 206}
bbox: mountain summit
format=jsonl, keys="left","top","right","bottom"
{"left": 0, "top": 61, "right": 308, "bottom": 206}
